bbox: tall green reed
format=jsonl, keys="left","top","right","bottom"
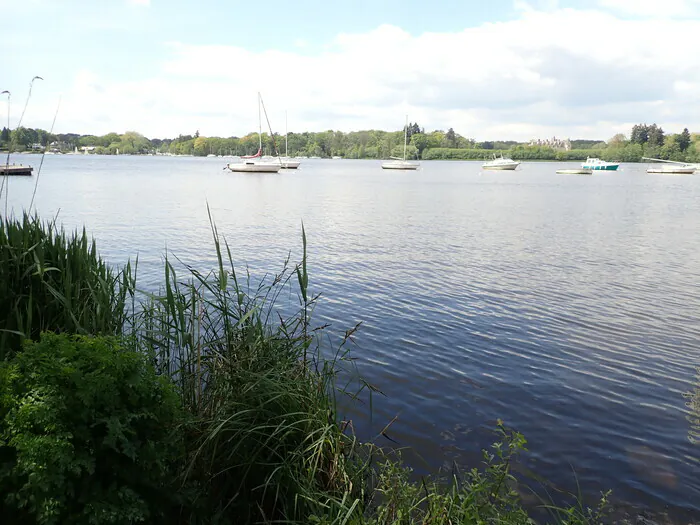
{"left": 0, "top": 213, "right": 134, "bottom": 360}
{"left": 131, "top": 208, "right": 366, "bottom": 523}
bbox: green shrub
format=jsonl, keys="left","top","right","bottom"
{"left": 0, "top": 333, "right": 182, "bottom": 524}
{"left": 0, "top": 213, "right": 134, "bottom": 360}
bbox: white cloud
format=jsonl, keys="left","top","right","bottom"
{"left": 4, "top": 4, "right": 700, "bottom": 141}
{"left": 598, "top": 0, "right": 700, "bottom": 17}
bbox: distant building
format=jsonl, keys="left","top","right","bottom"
{"left": 80, "top": 146, "right": 96, "bottom": 153}
{"left": 31, "top": 143, "right": 44, "bottom": 151}
{"left": 528, "top": 136, "right": 571, "bottom": 151}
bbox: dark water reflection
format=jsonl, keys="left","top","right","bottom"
{"left": 6, "top": 155, "right": 700, "bottom": 519}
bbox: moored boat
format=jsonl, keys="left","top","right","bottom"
{"left": 227, "top": 93, "right": 281, "bottom": 173}
{"left": 581, "top": 157, "right": 619, "bottom": 171}
{"left": 381, "top": 115, "right": 420, "bottom": 171}
{"left": 556, "top": 168, "right": 592, "bottom": 175}
{"left": 642, "top": 157, "right": 697, "bottom": 174}
{"left": 482, "top": 154, "right": 520, "bottom": 170}
{"left": 381, "top": 159, "right": 420, "bottom": 170}
{"left": 280, "top": 111, "right": 302, "bottom": 170}
{"left": 647, "top": 166, "right": 696, "bottom": 174}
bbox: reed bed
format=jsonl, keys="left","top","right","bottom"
{"left": 0, "top": 213, "right": 134, "bottom": 360}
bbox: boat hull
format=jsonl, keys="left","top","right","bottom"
{"left": 280, "top": 160, "right": 301, "bottom": 169}
{"left": 556, "top": 169, "right": 592, "bottom": 175}
{"left": 227, "top": 162, "right": 281, "bottom": 173}
{"left": 482, "top": 164, "right": 519, "bottom": 170}
{"left": 647, "top": 167, "right": 695, "bottom": 174}
{"left": 584, "top": 165, "right": 619, "bottom": 171}
{"left": 381, "top": 161, "right": 420, "bottom": 170}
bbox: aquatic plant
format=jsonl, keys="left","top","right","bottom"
{"left": 0, "top": 213, "right": 134, "bottom": 360}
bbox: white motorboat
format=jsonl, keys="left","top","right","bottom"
{"left": 381, "top": 115, "right": 420, "bottom": 170}
{"left": 227, "top": 93, "right": 281, "bottom": 173}
{"left": 581, "top": 157, "right": 619, "bottom": 171}
{"left": 482, "top": 154, "right": 520, "bottom": 170}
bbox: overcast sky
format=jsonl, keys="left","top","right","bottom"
{"left": 2, "top": 0, "right": 699, "bottom": 141}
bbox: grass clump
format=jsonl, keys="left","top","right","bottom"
{"left": 0, "top": 333, "right": 182, "bottom": 524}
{"left": 0, "top": 214, "right": 134, "bottom": 360}
{"left": 136, "top": 218, "right": 363, "bottom": 523}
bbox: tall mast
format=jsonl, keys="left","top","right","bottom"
{"left": 403, "top": 114, "right": 408, "bottom": 161}
{"left": 258, "top": 92, "right": 262, "bottom": 152}
{"left": 285, "top": 110, "right": 288, "bottom": 157}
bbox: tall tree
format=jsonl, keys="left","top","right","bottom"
{"left": 630, "top": 124, "right": 649, "bottom": 144}
{"left": 445, "top": 128, "right": 457, "bottom": 148}
{"left": 678, "top": 128, "right": 691, "bottom": 152}
{"left": 647, "top": 124, "right": 665, "bottom": 147}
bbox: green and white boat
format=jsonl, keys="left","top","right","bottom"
{"left": 581, "top": 157, "right": 619, "bottom": 171}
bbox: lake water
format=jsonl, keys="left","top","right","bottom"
{"left": 4, "top": 155, "right": 700, "bottom": 520}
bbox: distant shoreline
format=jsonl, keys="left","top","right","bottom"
{"left": 2, "top": 151, "right": 666, "bottom": 163}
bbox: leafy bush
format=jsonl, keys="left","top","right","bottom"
{"left": 0, "top": 333, "right": 182, "bottom": 524}
{"left": 0, "top": 213, "right": 134, "bottom": 360}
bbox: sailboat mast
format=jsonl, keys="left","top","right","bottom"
{"left": 403, "top": 114, "right": 408, "bottom": 161}
{"left": 258, "top": 92, "right": 262, "bottom": 152}
{"left": 285, "top": 111, "right": 288, "bottom": 157}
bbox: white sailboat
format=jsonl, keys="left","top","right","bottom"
{"left": 642, "top": 157, "right": 697, "bottom": 174}
{"left": 280, "top": 111, "right": 301, "bottom": 169}
{"left": 381, "top": 115, "right": 420, "bottom": 170}
{"left": 227, "top": 93, "right": 281, "bottom": 173}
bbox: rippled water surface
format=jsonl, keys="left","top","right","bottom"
{"left": 6, "top": 155, "right": 700, "bottom": 518}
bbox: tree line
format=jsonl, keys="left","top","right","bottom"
{"left": 2, "top": 123, "right": 698, "bottom": 162}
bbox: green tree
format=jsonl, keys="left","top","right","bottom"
{"left": 648, "top": 124, "right": 665, "bottom": 147}
{"left": 445, "top": 127, "right": 457, "bottom": 147}
{"left": 630, "top": 124, "right": 649, "bottom": 144}
{"left": 193, "top": 136, "right": 208, "bottom": 156}
{"left": 608, "top": 133, "right": 628, "bottom": 147}
{"left": 410, "top": 133, "right": 428, "bottom": 158}
{"left": 678, "top": 128, "right": 691, "bottom": 152}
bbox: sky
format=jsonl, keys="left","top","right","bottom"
{"left": 1, "top": 0, "right": 699, "bottom": 141}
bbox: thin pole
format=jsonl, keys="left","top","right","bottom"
{"left": 285, "top": 111, "right": 288, "bottom": 157}
{"left": 257, "top": 92, "right": 262, "bottom": 152}
{"left": 1, "top": 90, "right": 10, "bottom": 217}
{"left": 403, "top": 114, "right": 408, "bottom": 161}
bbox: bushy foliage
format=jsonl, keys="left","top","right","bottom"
{"left": 0, "top": 333, "right": 182, "bottom": 524}
{"left": 365, "top": 425, "right": 533, "bottom": 525}
{"left": 0, "top": 214, "right": 134, "bottom": 360}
